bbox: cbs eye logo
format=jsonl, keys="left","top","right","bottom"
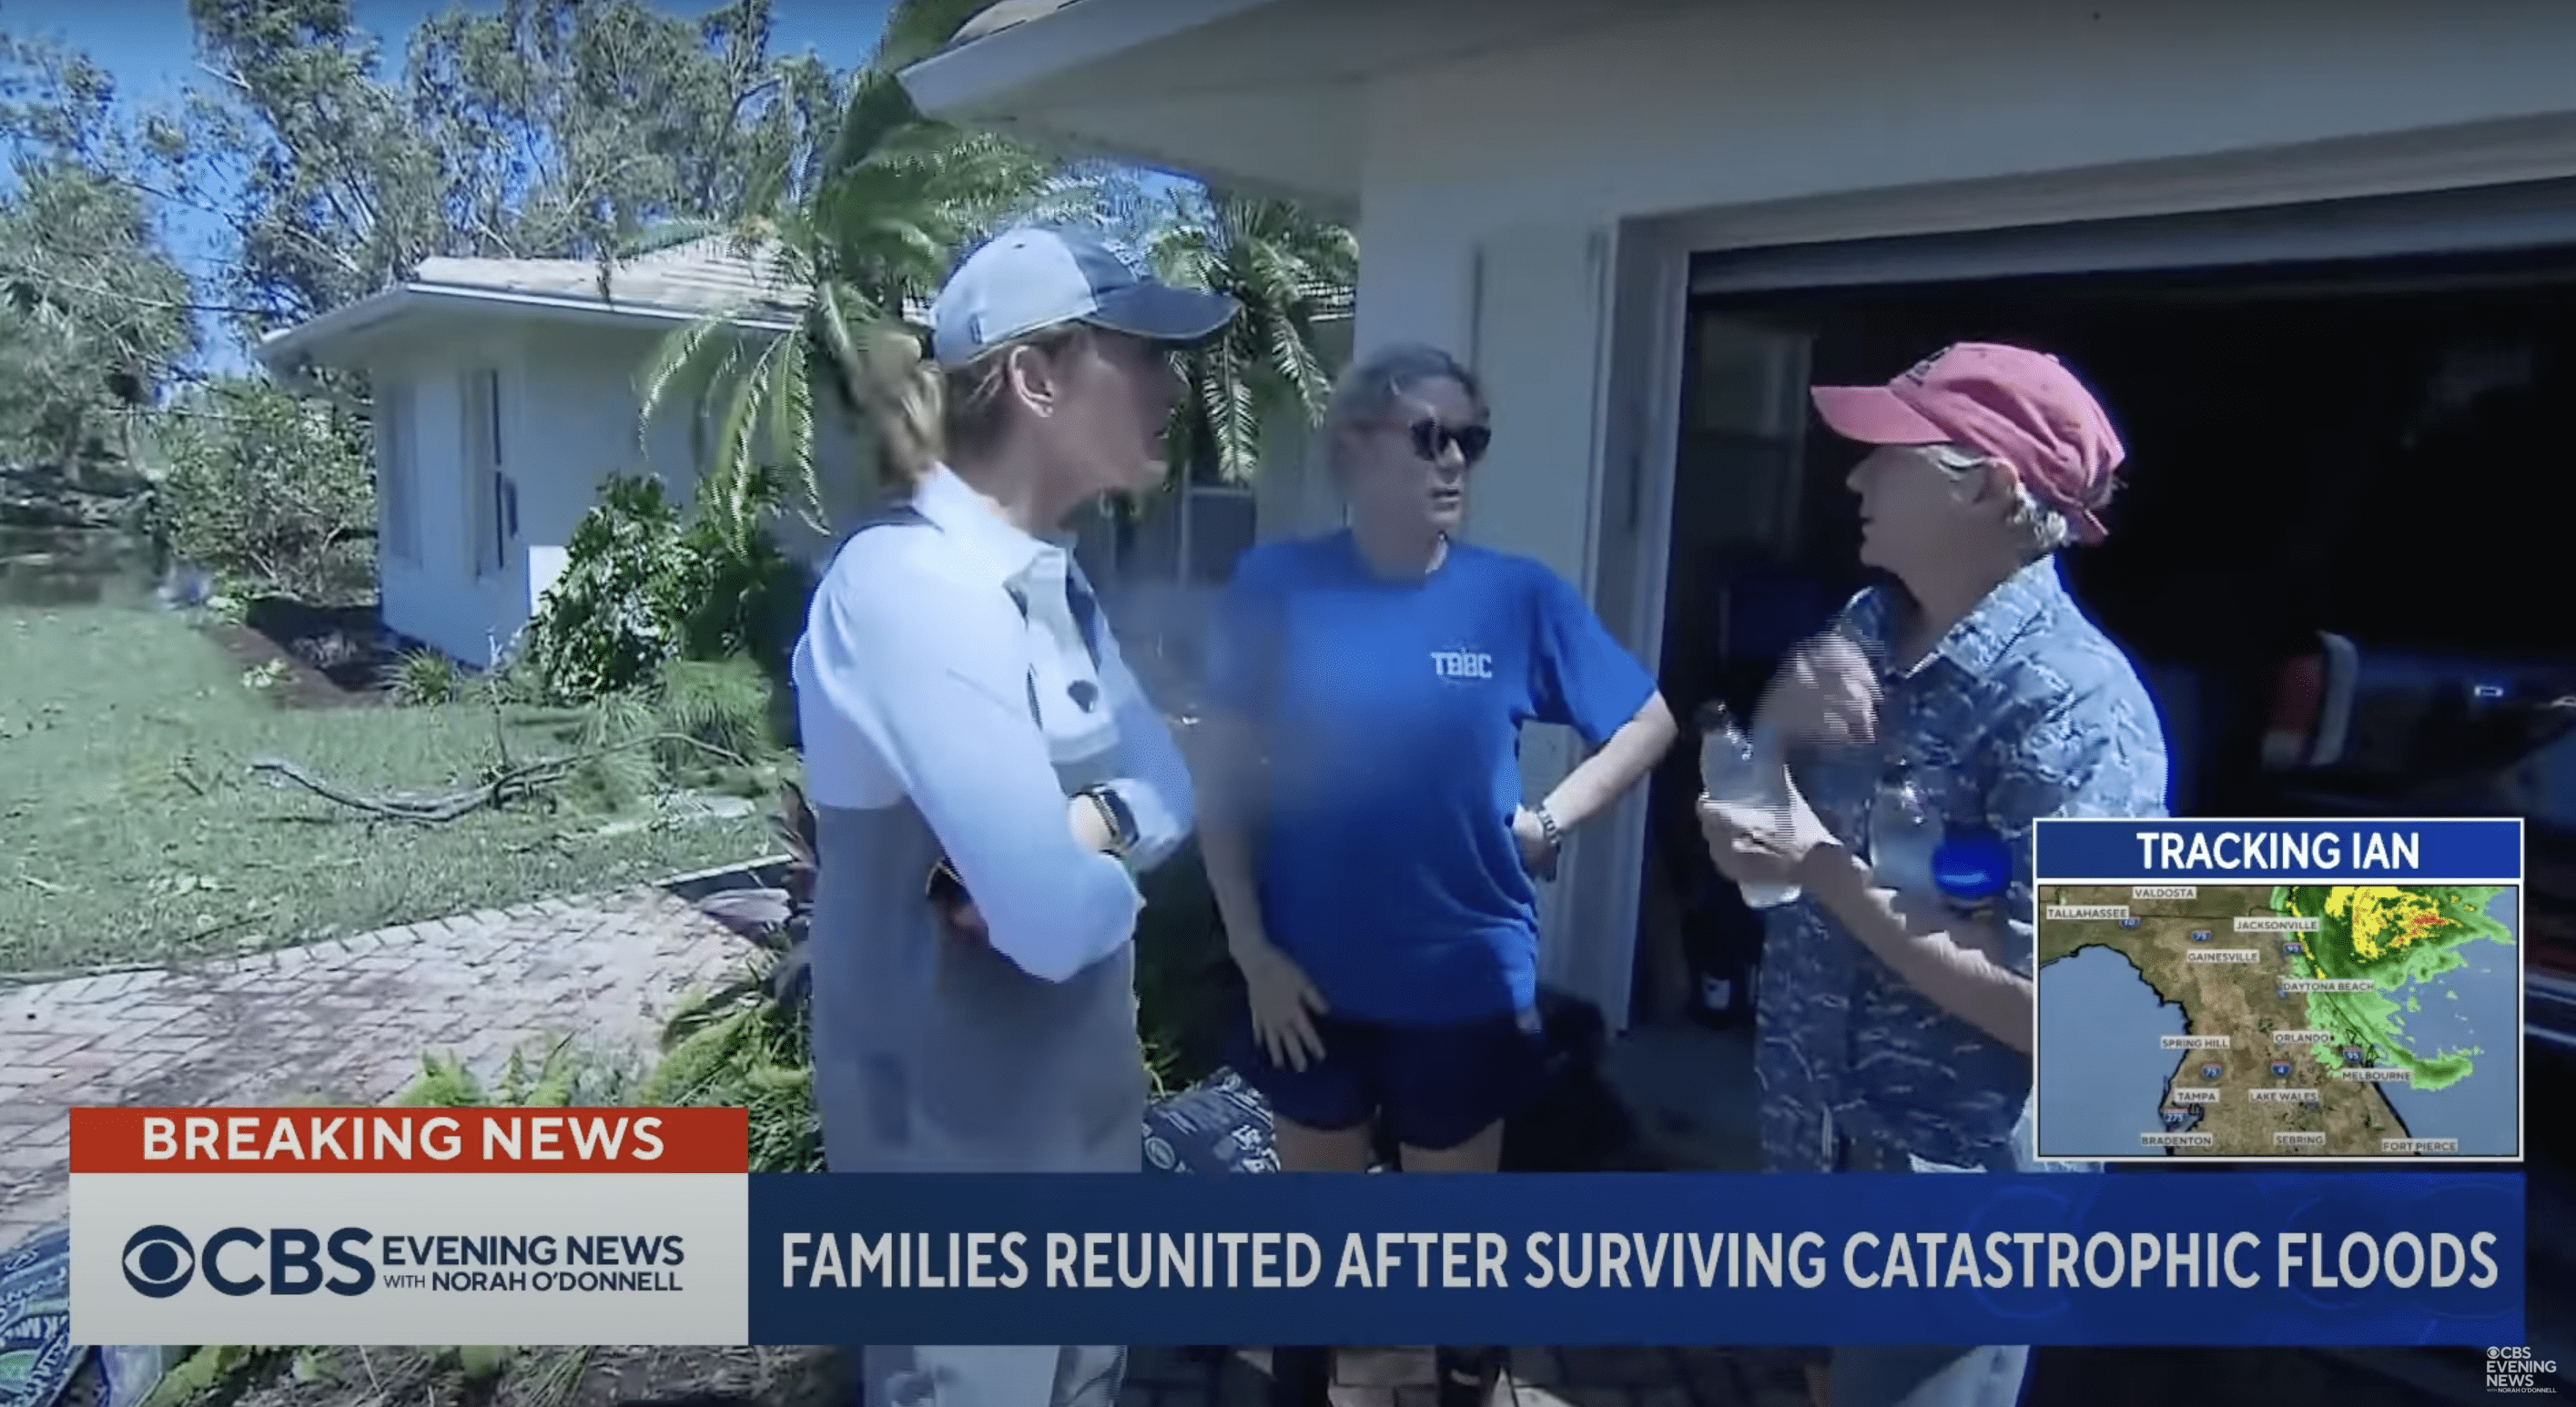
{"left": 117, "top": 1224, "right": 376, "bottom": 1297}
{"left": 122, "top": 1225, "right": 197, "bottom": 1298}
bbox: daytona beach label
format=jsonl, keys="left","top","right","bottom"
{"left": 68, "top": 1107, "right": 751, "bottom": 1345}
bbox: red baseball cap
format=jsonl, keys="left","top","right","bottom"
{"left": 1810, "top": 343, "right": 2127, "bottom": 544}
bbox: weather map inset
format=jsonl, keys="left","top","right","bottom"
{"left": 2029, "top": 819, "right": 2524, "bottom": 1163}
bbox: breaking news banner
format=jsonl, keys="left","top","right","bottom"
{"left": 744, "top": 1170, "right": 2524, "bottom": 1348}
{"left": 2028, "top": 817, "right": 2525, "bottom": 1164}
{"left": 68, "top": 1107, "right": 752, "bottom": 1345}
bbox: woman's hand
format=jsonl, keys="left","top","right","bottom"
{"left": 1235, "top": 937, "right": 1329, "bottom": 1072}
{"left": 1760, "top": 631, "right": 1881, "bottom": 747}
{"left": 939, "top": 900, "right": 989, "bottom": 944}
{"left": 927, "top": 857, "right": 989, "bottom": 945}
{"left": 1511, "top": 806, "right": 1559, "bottom": 879}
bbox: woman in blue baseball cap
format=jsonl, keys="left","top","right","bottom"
{"left": 791, "top": 225, "right": 1238, "bottom": 1407}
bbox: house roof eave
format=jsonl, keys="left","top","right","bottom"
{"left": 899, "top": 0, "right": 1292, "bottom": 122}
{"left": 255, "top": 284, "right": 802, "bottom": 379}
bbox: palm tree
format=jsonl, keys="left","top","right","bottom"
{"left": 637, "top": 0, "right": 1354, "bottom": 545}
{"left": 632, "top": 34, "right": 1110, "bottom": 547}
{"left": 1147, "top": 187, "right": 1358, "bottom": 484}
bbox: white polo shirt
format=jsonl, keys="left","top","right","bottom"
{"left": 791, "top": 466, "right": 1194, "bottom": 984}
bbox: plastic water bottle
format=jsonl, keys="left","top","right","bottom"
{"left": 1868, "top": 764, "right": 1944, "bottom": 908}
{"left": 1697, "top": 702, "right": 1800, "bottom": 908}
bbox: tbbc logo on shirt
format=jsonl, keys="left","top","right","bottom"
{"left": 122, "top": 1221, "right": 377, "bottom": 1299}
{"left": 1431, "top": 649, "right": 1495, "bottom": 682}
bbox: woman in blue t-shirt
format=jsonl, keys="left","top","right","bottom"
{"left": 1197, "top": 342, "right": 1676, "bottom": 1407}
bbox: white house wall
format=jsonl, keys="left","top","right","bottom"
{"left": 1355, "top": 0, "right": 2576, "bottom": 240}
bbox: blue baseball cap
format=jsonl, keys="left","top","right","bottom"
{"left": 928, "top": 226, "right": 1240, "bottom": 369}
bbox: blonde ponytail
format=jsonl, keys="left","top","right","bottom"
{"left": 839, "top": 319, "right": 1094, "bottom": 491}
{"left": 837, "top": 323, "right": 947, "bottom": 491}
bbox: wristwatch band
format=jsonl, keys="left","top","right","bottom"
{"left": 1079, "top": 784, "right": 1140, "bottom": 858}
{"left": 925, "top": 855, "right": 968, "bottom": 907}
{"left": 1530, "top": 804, "right": 1564, "bottom": 882}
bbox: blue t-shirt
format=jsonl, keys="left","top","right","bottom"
{"left": 1205, "top": 531, "right": 1658, "bottom": 1027}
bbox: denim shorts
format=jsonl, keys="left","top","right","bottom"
{"left": 1229, "top": 1006, "right": 1548, "bottom": 1154}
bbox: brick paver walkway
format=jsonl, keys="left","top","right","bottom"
{"left": 0, "top": 886, "right": 740, "bottom": 1247}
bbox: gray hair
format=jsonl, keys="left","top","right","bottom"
{"left": 1323, "top": 342, "right": 1486, "bottom": 474}
{"left": 1925, "top": 442, "right": 2075, "bottom": 557}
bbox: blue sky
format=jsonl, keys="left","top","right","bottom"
{"left": 2, "top": 0, "right": 900, "bottom": 363}
{"left": 1, "top": 0, "right": 896, "bottom": 103}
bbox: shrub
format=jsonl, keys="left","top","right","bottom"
{"left": 518, "top": 478, "right": 696, "bottom": 701}
{"left": 146, "top": 378, "right": 376, "bottom": 605}
{"left": 390, "top": 648, "right": 468, "bottom": 704}
{"left": 391, "top": 1041, "right": 646, "bottom": 1108}
{"left": 1133, "top": 849, "right": 1238, "bottom": 1088}
{"left": 518, "top": 475, "right": 816, "bottom": 706}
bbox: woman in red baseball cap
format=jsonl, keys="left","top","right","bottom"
{"left": 1699, "top": 344, "right": 2170, "bottom": 1407}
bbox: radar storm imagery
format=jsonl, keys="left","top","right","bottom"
{"left": 2034, "top": 884, "right": 2522, "bottom": 1160}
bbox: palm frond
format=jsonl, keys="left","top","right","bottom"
{"left": 1149, "top": 187, "right": 1357, "bottom": 482}
{"left": 731, "top": 334, "right": 796, "bottom": 531}
{"left": 822, "top": 67, "right": 930, "bottom": 188}
{"left": 637, "top": 313, "right": 739, "bottom": 436}
{"left": 764, "top": 328, "right": 825, "bottom": 532}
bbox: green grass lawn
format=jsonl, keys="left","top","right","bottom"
{"left": 0, "top": 604, "right": 774, "bottom": 977}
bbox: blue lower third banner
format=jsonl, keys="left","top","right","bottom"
{"left": 747, "top": 1171, "right": 2523, "bottom": 1347}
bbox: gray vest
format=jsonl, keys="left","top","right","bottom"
{"left": 806, "top": 507, "right": 1146, "bottom": 1175}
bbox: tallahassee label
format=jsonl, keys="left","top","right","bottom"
{"left": 2046, "top": 906, "right": 2131, "bottom": 920}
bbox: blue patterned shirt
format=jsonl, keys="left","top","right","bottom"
{"left": 1756, "top": 556, "right": 2170, "bottom": 1173}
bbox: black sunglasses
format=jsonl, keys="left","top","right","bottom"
{"left": 1402, "top": 418, "right": 1492, "bottom": 466}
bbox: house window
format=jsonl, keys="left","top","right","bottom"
{"left": 376, "top": 381, "right": 419, "bottom": 564}
{"left": 463, "top": 369, "right": 511, "bottom": 578}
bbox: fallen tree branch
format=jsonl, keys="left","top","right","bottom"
{"left": 248, "top": 733, "right": 757, "bottom": 825}
{"left": 248, "top": 755, "right": 566, "bottom": 822}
